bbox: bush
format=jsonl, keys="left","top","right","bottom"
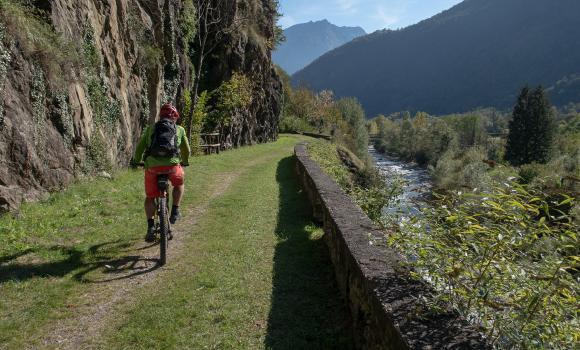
{"left": 335, "top": 97, "right": 369, "bottom": 160}
{"left": 307, "top": 140, "right": 352, "bottom": 189}
{"left": 308, "top": 140, "right": 402, "bottom": 223}
{"left": 432, "top": 147, "right": 490, "bottom": 190}
{"left": 86, "top": 132, "right": 112, "bottom": 173}
{"left": 486, "top": 136, "right": 505, "bottom": 162}
{"left": 519, "top": 163, "right": 543, "bottom": 184}
{"left": 390, "top": 182, "right": 579, "bottom": 348}
{"left": 87, "top": 77, "right": 120, "bottom": 132}
{"left": 188, "top": 90, "right": 209, "bottom": 155}
{"left": 205, "top": 73, "right": 253, "bottom": 134}
{"left": 278, "top": 115, "right": 314, "bottom": 134}
{"left": 372, "top": 113, "right": 457, "bottom": 166}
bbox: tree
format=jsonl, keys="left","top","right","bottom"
{"left": 335, "top": 97, "right": 368, "bottom": 158}
{"left": 270, "top": 0, "right": 285, "bottom": 49}
{"left": 367, "top": 119, "right": 379, "bottom": 136}
{"left": 187, "top": 0, "right": 246, "bottom": 146}
{"left": 210, "top": 73, "right": 253, "bottom": 136}
{"left": 505, "top": 86, "right": 555, "bottom": 166}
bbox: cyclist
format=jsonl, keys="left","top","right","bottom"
{"left": 133, "top": 103, "right": 191, "bottom": 242}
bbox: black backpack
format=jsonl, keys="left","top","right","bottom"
{"left": 148, "top": 119, "right": 179, "bottom": 158}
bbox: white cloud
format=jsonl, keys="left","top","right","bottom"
{"left": 336, "top": 0, "right": 360, "bottom": 13}
{"left": 372, "top": 5, "right": 400, "bottom": 29}
{"left": 279, "top": 15, "right": 297, "bottom": 28}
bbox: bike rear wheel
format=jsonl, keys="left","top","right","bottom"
{"left": 158, "top": 196, "right": 169, "bottom": 266}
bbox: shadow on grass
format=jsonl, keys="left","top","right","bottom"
{"left": 265, "top": 157, "right": 353, "bottom": 350}
{"left": 0, "top": 240, "right": 161, "bottom": 284}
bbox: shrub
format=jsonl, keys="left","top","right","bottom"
{"left": 81, "top": 22, "right": 100, "bottom": 74}
{"left": 486, "top": 136, "right": 505, "bottom": 162}
{"left": 86, "top": 132, "right": 112, "bottom": 173}
{"left": 335, "top": 97, "right": 369, "bottom": 160}
{"left": 308, "top": 140, "right": 402, "bottom": 223}
{"left": 87, "top": 76, "right": 119, "bottom": 132}
{"left": 432, "top": 147, "right": 490, "bottom": 190}
{"left": 206, "top": 73, "right": 253, "bottom": 133}
{"left": 390, "top": 182, "right": 578, "bottom": 348}
{"left": 278, "top": 115, "right": 314, "bottom": 134}
{"left": 183, "top": 89, "right": 209, "bottom": 155}
{"left": 371, "top": 113, "right": 457, "bottom": 166}
{"left": 519, "top": 163, "right": 543, "bottom": 184}
{"left": 53, "top": 91, "right": 74, "bottom": 147}
{"left": 30, "top": 64, "right": 47, "bottom": 157}
{"left": 307, "top": 140, "right": 353, "bottom": 189}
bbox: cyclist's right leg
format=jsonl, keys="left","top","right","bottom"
{"left": 170, "top": 184, "right": 184, "bottom": 224}
{"left": 168, "top": 166, "right": 185, "bottom": 224}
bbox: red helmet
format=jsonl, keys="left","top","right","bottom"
{"left": 160, "top": 103, "right": 180, "bottom": 121}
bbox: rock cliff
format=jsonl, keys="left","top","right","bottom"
{"left": 200, "top": 0, "right": 282, "bottom": 147}
{"left": 0, "top": 0, "right": 281, "bottom": 212}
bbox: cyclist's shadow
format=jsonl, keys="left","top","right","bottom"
{"left": 0, "top": 241, "right": 161, "bottom": 284}
{"left": 72, "top": 240, "right": 162, "bottom": 283}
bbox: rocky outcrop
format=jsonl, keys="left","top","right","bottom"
{"left": 0, "top": 0, "right": 281, "bottom": 212}
{"left": 201, "top": 0, "right": 282, "bottom": 147}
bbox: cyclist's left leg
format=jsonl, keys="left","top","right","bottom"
{"left": 144, "top": 169, "right": 161, "bottom": 242}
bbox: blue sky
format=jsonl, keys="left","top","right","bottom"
{"left": 279, "top": 0, "right": 464, "bottom": 33}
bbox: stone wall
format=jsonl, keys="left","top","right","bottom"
{"left": 294, "top": 143, "right": 490, "bottom": 350}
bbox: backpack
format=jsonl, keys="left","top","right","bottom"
{"left": 148, "top": 119, "right": 179, "bottom": 158}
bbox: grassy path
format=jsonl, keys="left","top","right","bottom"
{"left": 0, "top": 135, "right": 352, "bottom": 349}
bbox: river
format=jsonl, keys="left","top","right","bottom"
{"left": 368, "top": 146, "right": 432, "bottom": 218}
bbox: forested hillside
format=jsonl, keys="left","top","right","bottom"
{"left": 293, "top": 0, "right": 580, "bottom": 116}
{"left": 273, "top": 19, "right": 365, "bottom": 75}
{"left": 0, "top": 0, "right": 282, "bottom": 212}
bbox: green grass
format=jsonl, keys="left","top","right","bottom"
{"left": 0, "top": 135, "right": 352, "bottom": 349}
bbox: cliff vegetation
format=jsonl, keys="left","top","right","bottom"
{"left": 0, "top": 0, "right": 283, "bottom": 212}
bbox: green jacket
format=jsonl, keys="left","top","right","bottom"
{"left": 134, "top": 123, "right": 190, "bottom": 168}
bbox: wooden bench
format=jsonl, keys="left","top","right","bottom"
{"left": 200, "top": 133, "right": 221, "bottom": 154}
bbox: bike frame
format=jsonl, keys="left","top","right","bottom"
{"left": 154, "top": 174, "right": 171, "bottom": 218}
{"left": 154, "top": 173, "right": 173, "bottom": 265}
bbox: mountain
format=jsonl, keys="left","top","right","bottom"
{"left": 273, "top": 20, "right": 366, "bottom": 75}
{"left": 292, "top": 0, "right": 580, "bottom": 116}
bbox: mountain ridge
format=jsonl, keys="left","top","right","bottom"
{"left": 273, "top": 19, "right": 365, "bottom": 75}
{"left": 292, "top": 0, "right": 580, "bottom": 116}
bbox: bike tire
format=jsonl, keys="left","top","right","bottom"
{"left": 158, "top": 196, "right": 169, "bottom": 266}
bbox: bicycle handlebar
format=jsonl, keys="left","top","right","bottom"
{"left": 132, "top": 163, "right": 188, "bottom": 168}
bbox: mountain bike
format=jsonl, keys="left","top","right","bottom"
{"left": 137, "top": 164, "right": 173, "bottom": 266}
{"left": 154, "top": 173, "right": 172, "bottom": 266}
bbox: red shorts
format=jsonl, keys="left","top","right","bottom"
{"left": 144, "top": 165, "right": 184, "bottom": 198}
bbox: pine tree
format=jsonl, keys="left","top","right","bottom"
{"left": 505, "top": 87, "right": 530, "bottom": 165}
{"left": 528, "top": 86, "right": 555, "bottom": 164}
{"left": 505, "top": 86, "right": 555, "bottom": 166}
